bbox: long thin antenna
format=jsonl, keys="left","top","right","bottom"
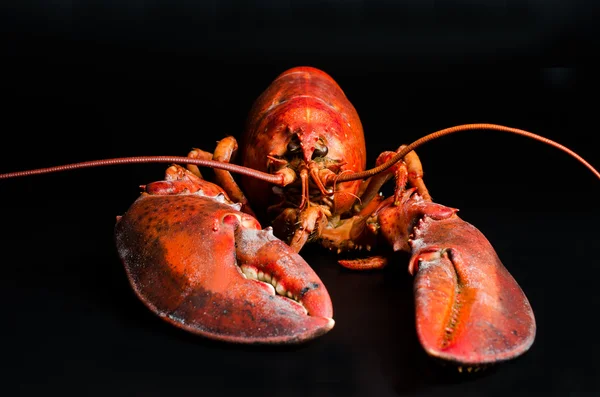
{"left": 0, "top": 156, "right": 285, "bottom": 185}
{"left": 337, "top": 123, "right": 600, "bottom": 182}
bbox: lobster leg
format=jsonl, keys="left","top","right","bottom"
{"left": 289, "top": 205, "right": 328, "bottom": 252}
{"left": 361, "top": 145, "right": 431, "bottom": 205}
{"left": 319, "top": 142, "right": 536, "bottom": 364}
{"left": 211, "top": 137, "right": 256, "bottom": 217}
{"left": 189, "top": 136, "right": 257, "bottom": 217}
{"left": 319, "top": 147, "right": 428, "bottom": 269}
{"left": 186, "top": 148, "right": 213, "bottom": 179}
{"left": 270, "top": 205, "right": 329, "bottom": 253}
{"left": 346, "top": 142, "right": 536, "bottom": 364}
{"left": 402, "top": 147, "right": 431, "bottom": 201}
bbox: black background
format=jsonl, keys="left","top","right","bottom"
{"left": 1, "top": 1, "right": 599, "bottom": 396}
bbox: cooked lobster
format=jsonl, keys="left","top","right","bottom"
{"left": 2, "top": 66, "right": 598, "bottom": 368}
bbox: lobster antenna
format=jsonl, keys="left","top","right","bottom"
{"left": 337, "top": 123, "right": 600, "bottom": 182}
{"left": 0, "top": 156, "right": 285, "bottom": 185}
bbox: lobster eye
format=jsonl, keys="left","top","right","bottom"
{"left": 287, "top": 136, "right": 301, "bottom": 153}
{"left": 312, "top": 142, "right": 328, "bottom": 159}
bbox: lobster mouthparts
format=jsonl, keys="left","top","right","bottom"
{"left": 115, "top": 192, "right": 334, "bottom": 344}
{"left": 409, "top": 215, "right": 536, "bottom": 365}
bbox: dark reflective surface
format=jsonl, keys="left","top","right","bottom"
{"left": 1, "top": 2, "right": 599, "bottom": 396}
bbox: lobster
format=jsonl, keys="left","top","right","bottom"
{"left": 2, "top": 66, "right": 598, "bottom": 369}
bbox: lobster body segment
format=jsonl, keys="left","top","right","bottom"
{"left": 115, "top": 167, "right": 334, "bottom": 343}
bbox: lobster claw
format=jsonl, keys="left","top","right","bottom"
{"left": 115, "top": 180, "right": 334, "bottom": 344}
{"left": 408, "top": 215, "right": 536, "bottom": 365}
{"left": 377, "top": 193, "right": 535, "bottom": 365}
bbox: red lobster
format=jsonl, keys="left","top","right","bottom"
{"left": 2, "top": 67, "right": 598, "bottom": 368}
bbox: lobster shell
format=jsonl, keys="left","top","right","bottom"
{"left": 240, "top": 66, "right": 366, "bottom": 216}
{"left": 115, "top": 177, "right": 334, "bottom": 343}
